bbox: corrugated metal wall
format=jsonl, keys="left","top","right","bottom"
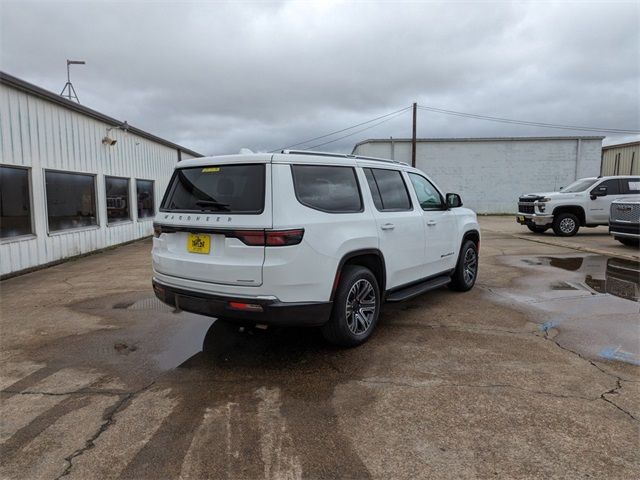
{"left": 601, "top": 143, "right": 639, "bottom": 176}
{"left": 0, "top": 83, "right": 187, "bottom": 276}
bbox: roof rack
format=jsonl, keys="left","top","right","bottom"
{"left": 281, "top": 149, "right": 408, "bottom": 166}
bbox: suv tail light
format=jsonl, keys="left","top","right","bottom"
{"left": 233, "top": 229, "right": 304, "bottom": 246}
{"left": 152, "top": 224, "right": 304, "bottom": 246}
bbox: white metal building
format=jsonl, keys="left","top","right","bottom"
{"left": 0, "top": 72, "right": 201, "bottom": 278}
{"left": 352, "top": 136, "right": 604, "bottom": 213}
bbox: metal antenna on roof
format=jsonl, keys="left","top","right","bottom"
{"left": 60, "top": 59, "right": 85, "bottom": 103}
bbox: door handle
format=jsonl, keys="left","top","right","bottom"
{"left": 381, "top": 223, "right": 395, "bottom": 230}
{"left": 426, "top": 220, "right": 437, "bottom": 226}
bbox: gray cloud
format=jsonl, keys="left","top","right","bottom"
{"left": 1, "top": 0, "right": 638, "bottom": 155}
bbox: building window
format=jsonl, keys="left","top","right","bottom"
{"left": 136, "top": 179, "right": 155, "bottom": 219}
{"left": 45, "top": 170, "right": 97, "bottom": 232}
{"left": 0, "top": 165, "right": 33, "bottom": 239}
{"left": 105, "top": 176, "right": 131, "bottom": 223}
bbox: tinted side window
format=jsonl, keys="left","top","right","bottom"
{"left": 595, "top": 179, "right": 621, "bottom": 195}
{"left": 621, "top": 177, "right": 640, "bottom": 194}
{"left": 291, "top": 165, "right": 362, "bottom": 213}
{"left": 364, "top": 168, "right": 412, "bottom": 211}
{"left": 0, "top": 165, "right": 32, "bottom": 238}
{"left": 409, "top": 173, "right": 444, "bottom": 210}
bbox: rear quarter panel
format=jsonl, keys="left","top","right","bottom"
{"left": 267, "top": 163, "right": 379, "bottom": 302}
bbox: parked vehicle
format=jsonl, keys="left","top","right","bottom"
{"left": 516, "top": 176, "right": 640, "bottom": 236}
{"left": 609, "top": 197, "right": 640, "bottom": 247}
{"left": 152, "top": 150, "right": 480, "bottom": 346}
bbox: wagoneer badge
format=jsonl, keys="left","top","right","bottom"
{"left": 616, "top": 205, "right": 633, "bottom": 212}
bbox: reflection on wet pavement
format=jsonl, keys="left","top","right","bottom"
{"left": 542, "top": 256, "right": 640, "bottom": 302}
{"left": 499, "top": 254, "right": 640, "bottom": 366}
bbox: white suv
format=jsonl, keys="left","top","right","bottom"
{"left": 152, "top": 151, "right": 480, "bottom": 346}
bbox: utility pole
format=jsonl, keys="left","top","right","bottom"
{"left": 411, "top": 102, "right": 417, "bottom": 167}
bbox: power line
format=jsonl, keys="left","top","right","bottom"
{"left": 417, "top": 105, "right": 640, "bottom": 134}
{"left": 269, "top": 105, "right": 411, "bottom": 152}
{"left": 303, "top": 109, "right": 410, "bottom": 150}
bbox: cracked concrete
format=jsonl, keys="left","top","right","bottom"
{"left": 1, "top": 217, "right": 638, "bottom": 479}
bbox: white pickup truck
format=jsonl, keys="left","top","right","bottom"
{"left": 517, "top": 176, "right": 640, "bottom": 236}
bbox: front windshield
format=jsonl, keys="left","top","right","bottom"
{"left": 561, "top": 179, "right": 598, "bottom": 193}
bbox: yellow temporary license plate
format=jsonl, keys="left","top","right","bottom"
{"left": 187, "top": 233, "right": 210, "bottom": 254}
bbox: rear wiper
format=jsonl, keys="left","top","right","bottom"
{"left": 195, "top": 200, "right": 230, "bottom": 211}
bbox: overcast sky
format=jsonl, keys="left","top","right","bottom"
{"left": 1, "top": 0, "right": 639, "bottom": 155}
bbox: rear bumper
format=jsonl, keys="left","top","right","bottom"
{"left": 609, "top": 221, "right": 640, "bottom": 239}
{"left": 516, "top": 213, "right": 554, "bottom": 227}
{"left": 152, "top": 279, "right": 332, "bottom": 327}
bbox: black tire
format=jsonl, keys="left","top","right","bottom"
{"left": 449, "top": 240, "right": 478, "bottom": 292}
{"left": 616, "top": 237, "right": 640, "bottom": 248}
{"left": 552, "top": 213, "right": 580, "bottom": 237}
{"left": 321, "top": 265, "right": 380, "bottom": 347}
{"left": 527, "top": 224, "right": 549, "bottom": 234}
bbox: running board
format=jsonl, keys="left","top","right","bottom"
{"left": 385, "top": 275, "right": 451, "bottom": 302}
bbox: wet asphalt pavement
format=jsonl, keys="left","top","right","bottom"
{"left": 1, "top": 217, "right": 638, "bottom": 479}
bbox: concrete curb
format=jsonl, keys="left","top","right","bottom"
{"left": 482, "top": 228, "right": 640, "bottom": 262}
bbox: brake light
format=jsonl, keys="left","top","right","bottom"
{"left": 266, "top": 229, "right": 304, "bottom": 246}
{"left": 232, "top": 230, "right": 265, "bottom": 246}
{"left": 232, "top": 229, "right": 304, "bottom": 246}
{"left": 153, "top": 224, "right": 162, "bottom": 237}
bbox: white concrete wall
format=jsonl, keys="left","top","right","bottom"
{"left": 353, "top": 138, "right": 603, "bottom": 213}
{"left": 0, "top": 83, "right": 189, "bottom": 276}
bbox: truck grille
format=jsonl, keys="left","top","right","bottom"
{"left": 519, "top": 204, "right": 534, "bottom": 214}
{"left": 610, "top": 203, "right": 640, "bottom": 223}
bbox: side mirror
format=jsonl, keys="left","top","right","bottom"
{"left": 590, "top": 186, "right": 607, "bottom": 200}
{"left": 446, "top": 193, "right": 463, "bottom": 208}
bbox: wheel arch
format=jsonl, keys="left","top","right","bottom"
{"left": 461, "top": 229, "right": 480, "bottom": 250}
{"left": 553, "top": 205, "right": 586, "bottom": 226}
{"left": 331, "top": 249, "right": 386, "bottom": 300}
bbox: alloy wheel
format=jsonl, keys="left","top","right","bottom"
{"left": 463, "top": 247, "right": 477, "bottom": 285}
{"left": 559, "top": 217, "right": 576, "bottom": 234}
{"left": 345, "top": 279, "right": 377, "bottom": 335}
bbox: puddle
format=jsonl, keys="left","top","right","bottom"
{"left": 498, "top": 254, "right": 640, "bottom": 367}
{"left": 533, "top": 256, "right": 640, "bottom": 302}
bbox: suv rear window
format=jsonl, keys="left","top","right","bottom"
{"left": 291, "top": 165, "right": 362, "bottom": 213}
{"left": 161, "top": 164, "right": 265, "bottom": 214}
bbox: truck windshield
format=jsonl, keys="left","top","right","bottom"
{"left": 161, "top": 164, "right": 265, "bottom": 214}
{"left": 561, "top": 179, "right": 598, "bottom": 193}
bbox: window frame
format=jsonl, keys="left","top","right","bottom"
{"left": 408, "top": 172, "right": 446, "bottom": 211}
{"left": 135, "top": 178, "right": 156, "bottom": 221}
{"left": 363, "top": 167, "right": 413, "bottom": 212}
{"left": 290, "top": 164, "right": 364, "bottom": 214}
{"left": 0, "top": 164, "right": 36, "bottom": 243}
{"left": 104, "top": 175, "right": 132, "bottom": 225}
{"left": 44, "top": 168, "right": 100, "bottom": 235}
